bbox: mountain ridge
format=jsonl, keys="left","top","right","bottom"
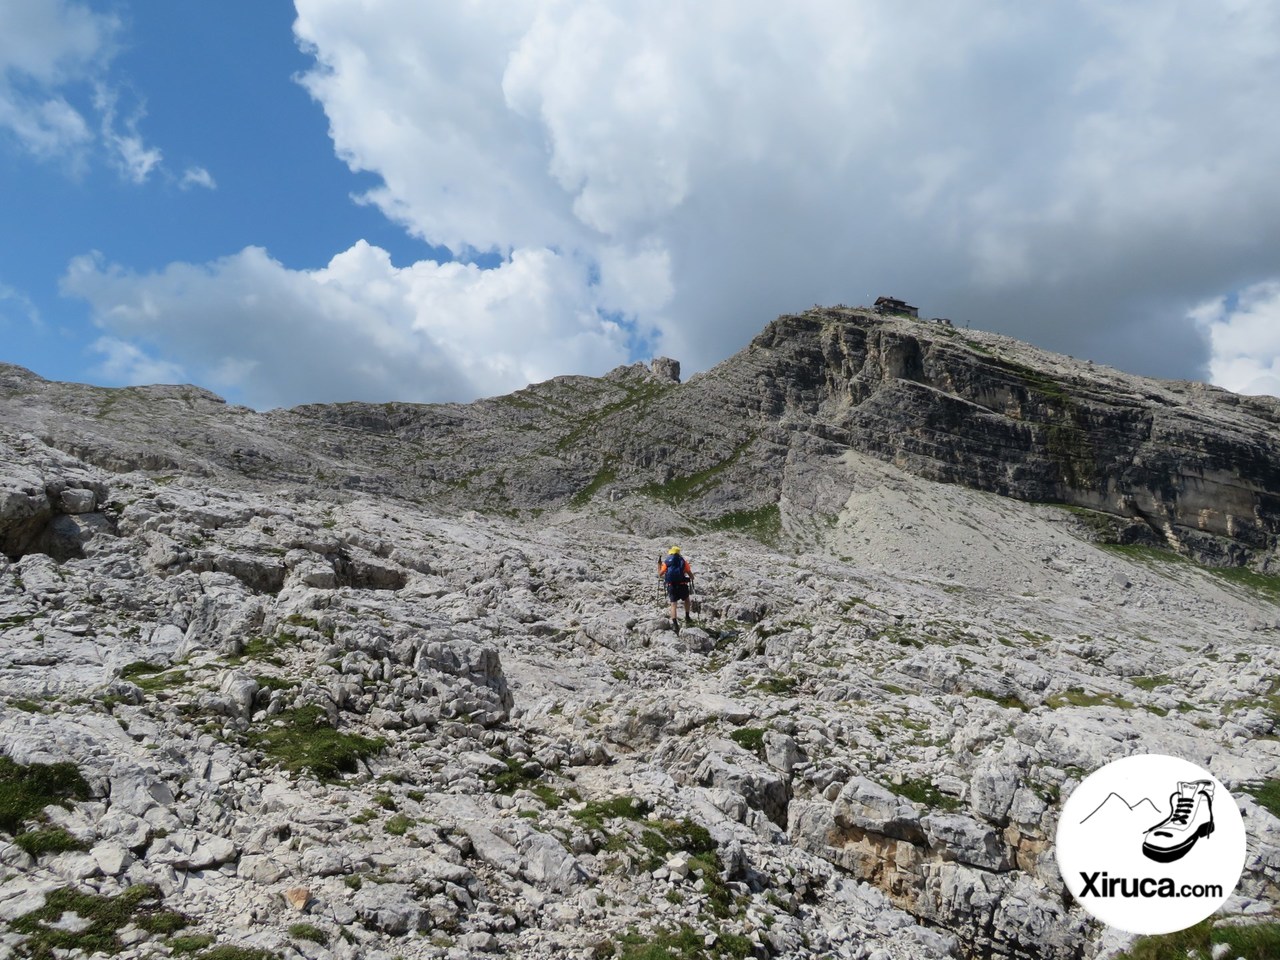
{"left": 2, "top": 305, "right": 1280, "bottom": 959}
{"left": 4, "top": 306, "right": 1278, "bottom": 568}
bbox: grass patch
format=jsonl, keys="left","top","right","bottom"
{"left": 1131, "top": 674, "right": 1174, "bottom": 691}
{"left": 1046, "top": 502, "right": 1129, "bottom": 542}
{"left": 569, "top": 463, "right": 618, "bottom": 508}
{"left": 880, "top": 625, "right": 924, "bottom": 648}
{"left": 1045, "top": 687, "right": 1136, "bottom": 710}
{"left": 227, "top": 635, "right": 290, "bottom": 667}
{"left": 1242, "top": 779, "right": 1280, "bottom": 819}
{"left": 11, "top": 883, "right": 187, "bottom": 959}
{"left": 1003, "top": 358, "right": 1069, "bottom": 403}
{"left": 728, "top": 727, "right": 765, "bottom": 758}
{"left": 637, "top": 817, "right": 716, "bottom": 864}
{"left": 1016, "top": 628, "right": 1053, "bottom": 645}
{"left": 704, "top": 503, "right": 782, "bottom": 543}
{"left": 614, "top": 923, "right": 754, "bottom": 960}
{"left": 1029, "top": 778, "right": 1062, "bottom": 805}
{"left": 957, "top": 335, "right": 993, "bottom": 356}
{"left": 384, "top": 813, "right": 414, "bottom": 836}
{"left": 119, "top": 661, "right": 189, "bottom": 694}
{"left": 1210, "top": 922, "right": 1280, "bottom": 958}
{"left": 531, "top": 784, "right": 564, "bottom": 809}
{"left": 489, "top": 757, "right": 542, "bottom": 794}
{"left": 288, "top": 923, "right": 329, "bottom": 945}
{"left": 119, "top": 660, "right": 166, "bottom": 681}
{"left": 636, "top": 819, "right": 734, "bottom": 919}
{"left": 638, "top": 440, "right": 754, "bottom": 504}
{"left": 1100, "top": 543, "right": 1188, "bottom": 564}
{"left": 13, "top": 826, "right": 87, "bottom": 858}
{"left": 1208, "top": 565, "right": 1280, "bottom": 603}
{"left": 570, "top": 795, "right": 651, "bottom": 833}
{"left": 1115, "top": 918, "right": 1280, "bottom": 960}
{"left": 168, "top": 934, "right": 217, "bottom": 954}
{"left": 968, "top": 690, "right": 1030, "bottom": 712}
{"left": 754, "top": 674, "right": 799, "bottom": 695}
{"left": 252, "top": 674, "right": 294, "bottom": 693}
{"left": 1099, "top": 544, "right": 1280, "bottom": 605}
{"left": 246, "top": 706, "right": 385, "bottom": 781}
{"left": 553, "top": 381, "right": 673, "bottom": 453}
{"left": 197, "top": 948, "right": 282, "bottom": 960}
{"left": 887, "top": 777, "right": 962, "bottom": 812}
{"left": 0, "top": 755, "right": 91, "bottom": 835}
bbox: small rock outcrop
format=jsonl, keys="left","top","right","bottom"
{"left": 651, "top": 356, "right": 681, "bottom": 383}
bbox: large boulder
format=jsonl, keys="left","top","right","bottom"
{"left": 0, "top": 474, "right": 51, "bottom": 558}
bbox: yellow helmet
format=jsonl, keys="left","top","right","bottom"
{"left": 668, "top": 546, "right": 681, "bottom": 554}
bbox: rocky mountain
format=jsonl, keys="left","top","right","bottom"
{"left": 6, "top": 307, "right": 1278, "bottom": 564}
{"left": 1, "top": 307, "right": 1279, "bottom": 960}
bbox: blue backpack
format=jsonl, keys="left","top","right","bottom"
{"left": 663, "top": 556, "right": 689, "bottom": 584}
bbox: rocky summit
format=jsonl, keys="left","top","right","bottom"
{"left": 0, "top": 305, "right": 1278, "bottom": 960}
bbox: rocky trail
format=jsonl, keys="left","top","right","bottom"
{"left": 2, "top": 309, "right": 1280, "bottom": 960}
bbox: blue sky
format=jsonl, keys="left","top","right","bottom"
{"left": 3, "top": 1, "right": 1280, "bottom": 408}
{"left": 1, "top": 2, "right": 437, "bottom": 388}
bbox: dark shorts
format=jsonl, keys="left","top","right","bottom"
{"left": 666, "top": 582, "right": 690, "bottom": 602}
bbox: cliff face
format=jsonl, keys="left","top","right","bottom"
{"left": 3, "top": 307, "right": 1278, "bottom": 567}
{"left": 713, "top": 310, "right": 1280, "bottom": 564}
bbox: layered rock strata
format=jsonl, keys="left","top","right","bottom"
{"left": 5, "top": 309, "right": 1278, "bottom": 568}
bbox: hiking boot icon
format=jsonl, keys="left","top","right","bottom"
{"left": 1142, "top": 780, "right": 1215, "bottom": 863}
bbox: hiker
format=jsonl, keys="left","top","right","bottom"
{"left": 658, "top": 546, "right": 694, "bottom": 629}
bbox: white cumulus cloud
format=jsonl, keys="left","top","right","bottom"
{"left": 93, "top": 83, "right": 162, "bottom": 184}
{"left": 1191, "top": 282, "right": 1280, "bottom": 398}
{"left": 288, "top": 0, "right": 1280, "bottom": 386}
{"left": 179, "top": 166, "right": 216, "bottom": 190}
{"left": 49, "top": 2, "right": 1280, "bottom": 405}
{"left": 62, "top": 243, "right": 632, "bottom": 409}
{"left": 294, "top": 1, "right": 572, "bottom": 256}
{"left": 90, "top": 336, "right": 187, "bottom": 386}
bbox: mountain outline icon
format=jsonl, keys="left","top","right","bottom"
{"left": 1080, "top": 791, "right": 1162, "bottom": 826}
